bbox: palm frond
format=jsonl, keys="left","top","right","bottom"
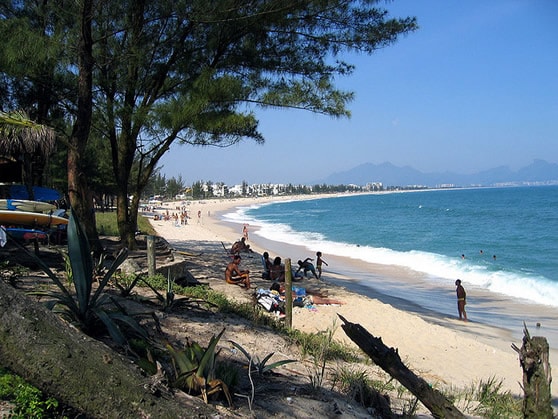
{"left": 0, "top": 110, "right": 56, "bottom": 155}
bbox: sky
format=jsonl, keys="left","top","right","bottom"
{"left": 159, "top": 0, "right": 558, "bottom": 186}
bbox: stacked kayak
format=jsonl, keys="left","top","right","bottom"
{"left": 0, "top": 185, "right": 67, "bottom": 243}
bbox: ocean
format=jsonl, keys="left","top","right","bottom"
{"left": 222, "top": 185, "right": 558, "bottom": 346}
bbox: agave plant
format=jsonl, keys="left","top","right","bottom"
{"left": 140, "top": 270, "right": 205, "bottom": 312}
{"left": 229, "top": 340, "right": 297, "bottom": 376}
{"left": 20, "top": 211, "right": 147, "bottom": 346}
{"left": 167, "top": 328, "right": 233, "bottom": 406}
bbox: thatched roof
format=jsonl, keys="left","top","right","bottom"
{"left": 0, "top": 110, "right": 56, "bottom": 156}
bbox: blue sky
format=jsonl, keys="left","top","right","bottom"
{"left": 160, "top": 0, "right": 558, "bottom": 186}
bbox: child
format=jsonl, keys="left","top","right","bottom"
{"left": 316, "top": 251, "right": 328, "bottom": 279}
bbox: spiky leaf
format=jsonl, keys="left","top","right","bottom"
{"left": 67, "top": 210, "right": 93, "bottom": 316}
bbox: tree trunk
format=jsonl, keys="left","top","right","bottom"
{"left": 0, "top": 281, "right": 216, "bottom": 417}
{"left": 67, "top": 0, "right": 101, "bottom": 253}
{"left": 338, "top": 314, "right": 465, "bottom": 419}
{"left": 117, "top": 189, "right": 136, "bottom": 249}
{"left": 512, "top": 324, "right": 553, "bottom": 418}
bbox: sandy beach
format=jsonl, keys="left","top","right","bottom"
{"left": 147, "top": 195, "right": 558, "bottom": 406}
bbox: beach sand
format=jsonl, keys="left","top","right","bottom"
{"left": 147, "top": 195, "right": 558, "bottom": 406}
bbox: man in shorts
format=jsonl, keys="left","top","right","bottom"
{"left": 455, "top": 279, "right": 467, "bottom": 321}
{"left": 225, "top": 255, "right": 250, "bottom": 289}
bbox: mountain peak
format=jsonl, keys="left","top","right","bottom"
{"left": 322, "top": 160, "right": 558, "bottom": 187}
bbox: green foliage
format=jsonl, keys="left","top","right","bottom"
{"left": 463, "top": 377, "right": 522, "bottom": 418}
{"left": 95, "top": 212, "right": 156, "bottom": 237}
{"left": 21, "top": 211, "right": 147, "bottom": 346}
{"left": 0, "top": 368, "right": 59, "bottom": 418}
{"left": 111, "top": 272, "right": 144, "bottom": 297}
{"left": 0, "top": 1, "right": 417, "bottom": 245}
{"left": 174, "top": 281, "right": 232, "bottom": 311}
{"left": 167, "top": 328, "right": 234, "bottom": 406}
{"left": 128, "top": 338, "right": 160, "bottom": 376}
{"left": 303, "top": 323, "right": 337, "bottom": 389}
{"left": 286, "top": 327, "right": 358, "bottom": 363}
{"left": 331, "top": 366, "right": 383, "bottom": 408}
{"left": 229, "top": 341, "right": 297, "bottom": 375}
{"left": 140, "top": 271, "right": 176, "bottom": 311}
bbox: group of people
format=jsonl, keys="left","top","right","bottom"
{"left": 225, "top": 235, "right": 470, "bottom": 323}
{"left": 261, "top": 251, "right": 328, "bottom": 282}
{"left": 225, "top": 246, "right": 330, "bottom": 291}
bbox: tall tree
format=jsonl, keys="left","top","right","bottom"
{"left": 0, "top": 1, "right": 72, "bottom": 188}
{"left": 1, "top": 1, "right": 417, "bottom": 248}
{"left": 93, "top": 1, "right": 416, "bottom": 247}
{"left": 67, "top": 0, "right": 98, "bottom": 249}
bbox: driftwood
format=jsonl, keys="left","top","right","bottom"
{"left": 511, "top": 323, "right": 553, "bottom": 418}
{"left": 0, "top": 280, "right": 217, "bottom": 418}
{"left": 338, "top": 314, "right": 465, "bottom": 418}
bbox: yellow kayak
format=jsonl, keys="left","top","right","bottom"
{"left": 0, "top": 210, "right": 68, "bottom": 227}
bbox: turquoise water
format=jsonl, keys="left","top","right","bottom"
{"left": 225, "top": 186, "right": 558, "bottom": 309}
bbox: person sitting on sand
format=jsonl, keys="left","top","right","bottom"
{"left": 231, "top": 237, "right": 253, "bottom": 254}
{"left": 296, "top": 258, "right": 319, "bottom": 279}
{"left": 270, "top": 256, "right": 285, "bottom": 282}
{"left": 261, "top": 251, "right": 273, "bottom": 279}
{"left": 225, "top": 255, "right": 250, "bottom": 289}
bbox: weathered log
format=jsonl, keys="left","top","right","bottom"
{"left": 511, "top": 323, "right": 553, "bottom": 418}
{"left": 0, "top": 280, "right": 217, "bottom": 418}
{"left": 338, "top": 314, "right": 465, "bottom": 419}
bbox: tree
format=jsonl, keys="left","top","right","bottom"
{"left": 0, "top": 278, "right": 217, "bottom": 417}
{"left": 1, "top": 1, "right": 417, "bottom": 248}
{"left": 166, "top": 175, "right": 187, "bottom": 199}
{"left": 67, "top": 0, "right": 98, "bottom": 250}
{"left": 89, "top": 0, "right": 417, "bottom": 248}
{"left": 191, "top": 180, "right": 205, "bottom": 200}
{"left": 0, "top": 1, "right": 78, "bottom": 196}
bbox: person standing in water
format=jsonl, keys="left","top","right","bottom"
{"left": 455, "top": 279, "right": 468, "bottom": 321}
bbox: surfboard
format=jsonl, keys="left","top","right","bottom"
{"left": 3, "top": 184, "right": 62, "bottom": 201}
{"left": 0, "top": 210, "right": 68, "bottom": 227}
{"left": 4, "top": 227, "right": 48, "bottom": 240}
{"left": 0, "top": 199, "right": 56, "bottom": 212}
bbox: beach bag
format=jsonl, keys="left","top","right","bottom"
{"left": 256, "top": 291, "right": 285, "bottom": 313}
{"left": 293, "top": 296, "right": 305, "bottom": 307}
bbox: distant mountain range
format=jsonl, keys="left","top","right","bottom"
{"left": 321, "top": 159, "right": 558, "bottom": 187}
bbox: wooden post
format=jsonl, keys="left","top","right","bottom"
{"left": 147, "top": 235, "right": 156, "bottom": 277}
{"left": 284, "top": 258, "right": 292, "bottom": 329}
{"left": 512, "top": 324, "right": 553, "bottom": 418}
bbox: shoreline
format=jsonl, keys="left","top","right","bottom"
{"left": 147, "top": 194, "right": 557, "bottom": 401}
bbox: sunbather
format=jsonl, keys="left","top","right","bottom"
{"left": 270, "top": 256, "right": 285, "bottom": 282}
{"left": 225, "top": 255, "right": 250, "bottom": 289}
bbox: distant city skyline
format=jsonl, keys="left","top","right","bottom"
{"left": 159, "top": 0, "right": 558, "bottom": 185}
